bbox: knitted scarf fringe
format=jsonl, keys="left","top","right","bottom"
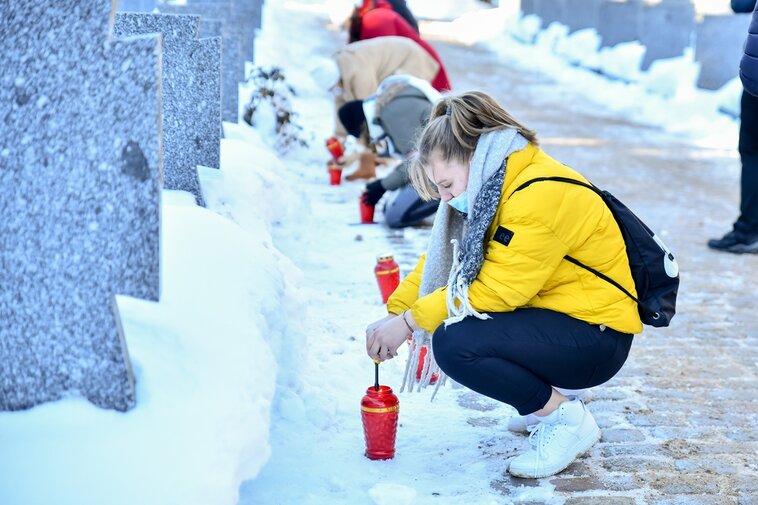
{"left": 444, "top": 238, "right": 492, "bottom": 327}
{"left": 399, "top": 335, "right": 449, "bottom": 400}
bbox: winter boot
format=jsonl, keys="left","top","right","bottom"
{"left": 707, "top": 230, "right": 758, "bottom": 254}
{"left": 345, "top": 151, "right": 377, "bottom": 181}
{"left": 507, "top": 398, "right": 600, "bottom": 479}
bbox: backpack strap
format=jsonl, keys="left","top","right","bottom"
{"left": 563, "top": 256, "right": 640, "bottom": 304}
{"left": 513, "top": 176, "right": 598, "bottom": 196}
{"left": 512, "top": 176, "right": 641, "bottom": 305}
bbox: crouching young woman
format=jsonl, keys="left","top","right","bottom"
{"left": 364, "top": 91, "right": 641, "bottom": 478}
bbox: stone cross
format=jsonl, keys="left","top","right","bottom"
{"left": 115, "top": 12, "right": 222, "bottom": 204}
{"left": 0, "top": 0, "right": 162, "bottom": 412}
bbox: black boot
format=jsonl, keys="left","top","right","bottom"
{"left": 707, "top": 230, "right": 758, "bottom": 254}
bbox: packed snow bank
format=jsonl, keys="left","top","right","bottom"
{"left": 0, "top": 159, "right": 303, "bottom": 505}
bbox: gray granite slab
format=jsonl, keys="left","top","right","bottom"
{"left": 199, "top": 17, "right": 224, "bottom": 37}
{"left": 598, "top": 0, "right": 642, "bottom": 47}
{"left": 115, "top": 12, "right": 222, "bottom": 203}
{"left": 563, "top": 0, "right": 601, "bottom": 33}
{"left": 695, "top": 13, "right": 752, "bottom": 90}
{"left": 534, "top": 0, "right": 567, "bottom": 27}
{"left": 196, "top": 36, "right": 223, "bottom": 167}
{"left": 157, "top": 0, "right": 252, "bottom": 122}
{"left": 637, "top": 0, "right": 696, "bottom": 70}
{"left": 521, "top": 0, "right": 536, "bottom": 15}
{"left": 0, "top": 0, "right": 162, "bottom": 411}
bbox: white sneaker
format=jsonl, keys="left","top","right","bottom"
{"left": 555, "top": 387, "right": 594, "bottom": 404}
{"left": 506, "top": 389, "right": 593, "bottom": 434}
{"left": 507, "top": 399, "right": 601, "bottom": 479}
{"left": 506, "top": 413, "right": 539, "bottom": 433}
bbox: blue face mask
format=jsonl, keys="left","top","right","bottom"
{"left": 447, "top": 191, "right": 468, "bottom": 214}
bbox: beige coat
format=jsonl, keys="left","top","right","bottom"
{"left": 333, "top": 36, "right": 439, "bottom": 136}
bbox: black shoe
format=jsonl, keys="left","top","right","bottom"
{"left": 707, "top": 230, "right": 758, "bottom": 253}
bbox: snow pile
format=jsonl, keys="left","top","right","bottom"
{"left": 640, "top": 48, "right": 701, "bottom": 99}
{"left": 555, "top": 27, "right": 602, "bottom": 68}
{"left": 535, "top": 21, "right": 569, "bottom": 53}
{"left": 510, "top": 13, "right": 542, "bottom": 44}
{"left": 717, "top": 77, "right": 744, "bottom": 118}
{"left": 598, "top": 41, "right": 646, "bottom": 83}
{"left": 506, "top": 10, "right": 704, "bottom": 95}
{"left": 0, "top": 187, "right": 299, "bottom": 505}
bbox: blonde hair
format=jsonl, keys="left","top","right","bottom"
{"left": 409, "top": 91, "right": 539, "bottom": 201}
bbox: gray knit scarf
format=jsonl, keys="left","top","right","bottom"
{"left": 400, "top": 128, "right": 529, "bottom": 395}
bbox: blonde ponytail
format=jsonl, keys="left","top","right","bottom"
{"left": 410, "top": 91, "right": 538, "bottom": 201}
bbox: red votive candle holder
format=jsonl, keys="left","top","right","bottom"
{"left": 361, "top": 385, "right": 399, "bottom": 460}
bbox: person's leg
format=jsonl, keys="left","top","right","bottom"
{"left": 383, "top": 185, "right": 439, "bottom": 228}
{"left": 432, "top": 309, "right": 633, "bottom": 478}
{"left": 736, "top": 90, "right": 758, "bottom": 235}
{"left": 709, "top": 90, "right": 758, "bottom": 252}
{"left": 432, "top": 309, "right": 632, "bottom": 416}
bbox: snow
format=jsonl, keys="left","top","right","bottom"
{"left": 556, "top": 27, "right": 603, "bottom": 68}
{"left": 0, "top": 0, "right": 745, "bottom": 504}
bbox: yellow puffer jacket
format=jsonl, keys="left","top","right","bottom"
{"left": 387, "top": 143, "right": 643, "bottom": 335}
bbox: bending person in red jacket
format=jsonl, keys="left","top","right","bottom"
{"left": 348, "top": 0, "right": 452, "bottom": 92}
{"left": 356, "top": 0, "right": 418, "bottom": 33}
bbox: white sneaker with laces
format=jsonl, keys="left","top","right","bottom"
{"left": 506, "top": 413, "right": 539, "bottom": 433}
{"left": 507, "top": 398, "right": 601, "bottom": 479}
{"left": 506, "top": 388, "right": 593, "bottom": 434}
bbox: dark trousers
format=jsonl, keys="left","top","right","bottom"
{"left": 737, "top": 90, "right": 758, "bottom": 234}
{"left": 383, "top": 185, "right": 439, "bottom": 229}
{"left": 432, "top": 309, "right": 634, "bottom": 415}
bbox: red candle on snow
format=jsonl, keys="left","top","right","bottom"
{"left": 328, "top": 163, "right": 342, "bottom": 185}
{"left": 361, "top": 385, "right": 399, "bottom": 460}
{"left": 359, "top": 195, "right": 375, "bottom": 223}
{"left": 374, "top": 253, "right": 399, "bottom": 304}
{"left": 325, "top": 136, "right": 344, "bottom": 162}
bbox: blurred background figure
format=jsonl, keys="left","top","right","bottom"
{"left": 310, "top": 36, "right": 440, "bottom": 140}
{"left": 351, "top": 0, "right": 419, "bottom": 34}
{"left": 339, "top": 75, "right": 441, "bottom": 228}
{"left": 347, "top": 0, "right": 451, "bottom": 92}
{"left": 708, "top": 0, "right": 758, "bottom": 253}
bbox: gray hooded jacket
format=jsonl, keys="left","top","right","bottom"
{"left": 375, "top": 84, "right": 433, "bottom": 191}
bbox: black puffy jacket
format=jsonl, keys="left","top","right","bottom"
{"left": 732, "top": 0, "right": 756, "bottom": 13}
{"left": 740, "top": 2, "right": 758, "bottom": 96}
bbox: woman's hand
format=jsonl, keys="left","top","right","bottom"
{"left": 366, "top": 314, "right": 396, "bottom": 337}
{"left": 366, "top": 315, "right": 413, "bottom": 362}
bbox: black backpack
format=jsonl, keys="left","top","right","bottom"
{"left": 513, "top": 177, "right": 680, "bottom": 327}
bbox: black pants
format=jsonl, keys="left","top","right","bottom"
{"left": 432, "top": 309, "right": 634, "bottom": 415}
{"left": 383, "top": 185, "right": 439, "bottom": 229}
{"left": 737, "top": 90, "right": 758, "bottom": 234}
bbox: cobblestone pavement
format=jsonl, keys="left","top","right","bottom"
{"left": 386, "top": 36, "right": 758, "bottom": 504}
